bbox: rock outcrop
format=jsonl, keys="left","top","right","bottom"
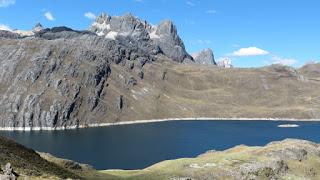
{"left": 192, "top": 48, "right": 216, "bottom": 65}
{"left": 32, "top": 23, "right": 43, "bottom": 33}
{"left": 0, "top": 163, "right": 17, "bottom": 180}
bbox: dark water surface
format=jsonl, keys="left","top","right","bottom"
{"left": 1, "top": 120, "right": 320, "bottom": 170}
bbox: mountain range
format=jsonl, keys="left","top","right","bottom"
{"left": 0, "top": 12, "right": 319, "bottom": 130}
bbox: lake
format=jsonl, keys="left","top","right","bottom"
{"left": 1, "top": 120, "right": 320, "bottom": 170}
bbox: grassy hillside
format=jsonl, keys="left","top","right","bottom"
{"left": 0, "top": 136, "right": 79, "bottom": 179}
{"left": 105, "top": 59, "right": 320, "bottom": 123}
{"left": 102, "top": 139, "right": 320, "bottom": 180}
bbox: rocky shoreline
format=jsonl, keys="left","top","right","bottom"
{"left": 0, "top": 117, "right": 319, "bottom": 131}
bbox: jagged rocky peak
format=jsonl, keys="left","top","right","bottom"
{"left": 95, "top": 12, "right": 111, "bottom": 24}
{"left": 89, "top": 12, "right": 192, "bottom": 63}
{"left": 192, "top": 48, "right": 216, "bottom": 65}
{"left": 90, "top": 12, "right": 149, "bottom": 40}
{"left": 153, "top": 20, "right": 192, "bottom": 63}
{"left": 32, "top": 23, "right": 43, "bottom": 33}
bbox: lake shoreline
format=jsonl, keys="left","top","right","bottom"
{"left": 0, "top": 117, "right": 319, "bottom": 131}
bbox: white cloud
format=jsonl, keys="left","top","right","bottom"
{"left": 205, "top": 9, "right": 217, "bottom": 14}
{"left": 44, "top": 11, "right": 55, "bottom": 21}
{"left": 231, "top": 47, "right": 269, "bottom": 57}
{"left": 84, "top": 12, "right": 96, "bottom": 20}
{"left": 186, "top": 1, "right": 195, "bottom": 6}
{"left": 0, "top": 0, "right": 15, "bottom": 8}
{"left": 271, "top": 56, "right": 297, "bottom": 66}
{"left": 0, "top": 24, "right": 11, "bottom": 31}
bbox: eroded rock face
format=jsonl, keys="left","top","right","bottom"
{"left": 0, "top": 29, "right": 153, "bottom": 129}
{"left": 89, "top": 13, "right": 192, "bottom": 63}
{"left": 192, "top": 48, "right": 216, "bottom": 65}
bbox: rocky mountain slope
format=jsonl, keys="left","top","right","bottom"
{"left": 0, "top": 12, "right": 319, "bottom": 129}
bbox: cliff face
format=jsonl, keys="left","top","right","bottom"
{"left": 0, "top": 13, "right": 320, "bottom": 129}
{"left": 0, "top": 27, "right": 158, "bottom": 129}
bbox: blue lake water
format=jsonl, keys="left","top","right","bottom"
{"left": 1, "top": 120, "right": 320, "bottom": 170}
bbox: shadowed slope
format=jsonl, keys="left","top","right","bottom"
{"left": 0, "top": 136, "right": 79, "bottom": 179}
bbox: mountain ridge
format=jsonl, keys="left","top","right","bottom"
{"left": 0, "top": 12, "right": 319, "bottom": 130}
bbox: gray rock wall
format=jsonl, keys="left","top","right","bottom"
{"left": 0, "top": 30, "right": 153, "bottom": 129}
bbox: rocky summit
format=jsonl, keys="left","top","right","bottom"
{"left": 0, "top": 12, "right": 320, "bottom": 130}
{"left": 192, "top": 48, "right": 216, "bottom": 65}
{"left": 90, "top": 13, "right": 192, "bottom": 63}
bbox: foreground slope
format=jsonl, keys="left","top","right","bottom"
{"left": 0, "top": 136, "right": 79, "bottom": 179}
{"left": 103, "top": 139, "right": 320, "bottom": 180}
{"left": 3, "top": 137, "right": 320, "bottom": 180}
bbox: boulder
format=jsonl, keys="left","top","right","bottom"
{"left": 0, "top": 163, "right": 17, "bottom": 180}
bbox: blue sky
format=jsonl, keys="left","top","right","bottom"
{"left": 0, "top": 0, "right": 319, "bottom": 67}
